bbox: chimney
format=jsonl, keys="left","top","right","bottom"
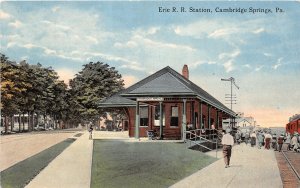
{"left": 182, "top": 64, "right": 189, "bottom": 79}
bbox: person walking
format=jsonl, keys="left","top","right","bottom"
{"left": 235, "top": 131, "right": 241, "bottom": 144}
{"left": 250, "top": 131, "right": 257, "bottom": 147}
{"left": 271, "top": 133, "right": 278, "bottom": 151}
{"left": 222, "top": 128, "right": 234, "bottom": 168}
{"left": 285, "top": 133, "right": 291, "bottom": 150}
{"left": 257, "top": 131, "right": 264, "bottom": 149}
{"left": 244, "top": 131, "right": 250, "bottom": 145}
{"left": 264, "top": 132, "right": 272, "bottom": 150}
{"left": 277, "top": 133, "right": 284, "bottom": 152}
{"left": 88, "top": 125, "right": 94, "bottom": 140}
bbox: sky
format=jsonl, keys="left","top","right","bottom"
{"left": 1, "top": 1, "right": 299, "bottom": 128}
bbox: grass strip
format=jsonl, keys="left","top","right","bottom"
{"left": 91, "top": 140, "right": 217, "bottom": 188}
{"left": 74, "top": 133, "right": 83, "bottom": 137}
{"left": 1, "top": 138, "right": 76, "bottom": 188}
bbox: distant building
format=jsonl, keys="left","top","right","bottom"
{"left": 269, "top": 127, "right": 286, "bottom": 135}
{"left": 236, "top": 115, "right": 255, "bottom": 127}
{"left": 222, "top": 112, "right": 255, "bottom": 130}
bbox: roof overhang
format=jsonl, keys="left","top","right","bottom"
{"left": 196, "top": 96, "right": 236, "bottom": 117}
{"left": 99, "top": 104, "right": 136, "bottom": 108}
{"left": 121, "top": 92, "right": 196, "bottom": 98}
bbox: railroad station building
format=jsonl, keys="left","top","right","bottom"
{"left": 99, "top": 65, "right": 236, "bottom": 140}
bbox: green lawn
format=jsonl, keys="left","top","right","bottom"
{"left": 1, "top": 138, "right": 76, "bottom": 188}
{"left": 91, "top": 140, "right": 217, "bottom": 188}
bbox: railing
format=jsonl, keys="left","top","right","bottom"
{"left": 185, "top": 129, "right": 223, "bottom": 158}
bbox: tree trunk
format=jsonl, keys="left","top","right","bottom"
{"left": 22, "top": 114, "right": 25, "bottom": 131}
{"left": 29, "top": 111, "right": 35, "bottom": 131}
{"left": 5, "top": 116, "right": 8, "bottom": 133}
{"left": 30, "top": 112, "right": 33, "bottom": 131}
{"left": 32, "top": 112, "right": 36, "bottom": 129}
{"left": 19, "top": 114, "right": 21, "bottom": 133}
{"left": 11, "top": 115, "right": 14, "bottom": 132}
{"left": 53, "top": 115, "right": 56, "bottom": 129}
{"left": 54, "top": 115, "right": 58, "bottom": 129}
{"left": 27, "top": 112, "right": 31, "bottom": 131}
{"left": 44, "top": 113, "right": 46, "bottom": 129}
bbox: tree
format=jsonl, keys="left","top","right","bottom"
{"left": 50, "top": 80, "right": 69, "bottom": 129}
{"left": 1, "top": 54, "right": 31, "bottom": 132}
{"left": 69, "top": 62, "right": 124, "bottom": 123}
{"left": 1, "top": 55, "right": 124, "bottom": 132}
{"left": 0, "top": 54, "right": 23, "bottom": 109}
{"left": 1, "top": 54, "right": 70, "bottom": 132}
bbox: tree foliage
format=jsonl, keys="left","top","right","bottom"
{"left": 1, "top": 54, "right": 31, "bottom": 115}
{"left": 69, "top": 62, "right": 124, "bottom": 122}
{"left": 1, "top": 55, "right": 125, "bottom": 132}
{"left": 1, "top": 54, "right": 69, "bottom": 131}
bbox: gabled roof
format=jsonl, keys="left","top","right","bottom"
{"left": 236, "top": 117, "right": 254, "bottom": 124}
{"left": 128, "top": 72, "right": 193, "bottom": 94}
{"left": 122, "top": 66, "right": 193, "bottom": 96}
{"left": 99, "top": 66, "right": 235, "bottom": 116}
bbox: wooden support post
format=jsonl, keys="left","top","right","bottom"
{"left": 208, "top": 105, "right": 211, "bottom": 139}
{"left": 208, "top": 105, "right": 211, "bottom": 129}
{"left": 216, "top": 111, "right": 219, "bottom": 129}
{"left": 159, "top": 101, "right": 163, "bottom": 139}
{"left": 192, "top": 101, "right": 195, "bottom": 129}
{"left": 135, "top": 101, "right": 140, "bottom": 139}
{"left": 182, "top": 99, "right": 187, "bottom": 141}
{"left": 199, "top": 101, "right": 203, "bottom": 129}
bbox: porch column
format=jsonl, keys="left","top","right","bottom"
{"left": 233, "top": 116, "right": 236, "bottom": 128}
{"left": 191, "top": 102, "right": 195, "bottom": 129}
{"left": 216, "top": 111, "right": 219, "bottom": 129}
{"left": 182, "top": 99, "right": 187, "bottom": 140}
{"left": 199, "top": 101, "right": 202, "bottom": 129}
{"left": 230, "top": 116, "right": 233, "bottom": 129}
{"left": 208, "top": 105, "right": 211, "bottom": 129}
{"left": 135, "top": 101, "right": 140, "bottom": 139}
{"left": 159, "top": 101, "right": 163, "bottom": 139}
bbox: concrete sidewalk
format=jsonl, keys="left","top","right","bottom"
{"left": 26, "top": 132, "right": 93, "bottom": 188}
{"left": 170, "top": 144, "right": 283, "bottom": 188}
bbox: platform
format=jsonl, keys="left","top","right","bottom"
{"left": 170, "top": 143, "right": 283, "bottom": 188}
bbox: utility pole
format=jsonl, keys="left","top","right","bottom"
{"left": 221, "top": 77, "right": 239, "bottom": 129}
{"left": 221, "top": 77, "right": 239, "bottom": 110}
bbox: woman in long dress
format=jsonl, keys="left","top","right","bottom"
{"left": 250, "top": 131, "right": 256, "bottom": 147}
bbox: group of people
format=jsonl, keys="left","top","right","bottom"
{"left": 234, "top": 129, "right": 300, "bottom": 152}
{"left": 285, "top": 132, "right": 300, "bottom": 152}
{"left": 222, "top": 129, "right": 300, "bottom": 169}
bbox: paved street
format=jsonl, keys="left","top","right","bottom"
{"left": 0, "top": 130, "right": 79, "bottom": 171}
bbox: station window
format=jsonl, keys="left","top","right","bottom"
{"left": 140, "top": 107, "right": 148, "bottom": 127}
{"left": 170, "top": 106, "right": 178, "bottom": 126}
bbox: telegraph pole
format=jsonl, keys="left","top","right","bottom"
{"left": 221, "top": 77, "right": 239, "bottom": 110}
{"left": 221, "top": 77, "right": 239, "bottom": 129}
